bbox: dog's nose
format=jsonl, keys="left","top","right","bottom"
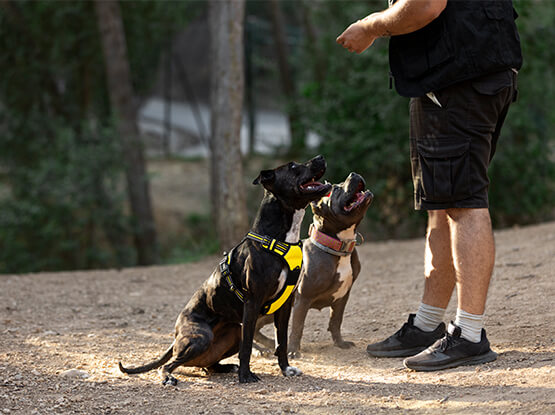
{"left": 348, "top": 172, "right": 363, "bottom": 183}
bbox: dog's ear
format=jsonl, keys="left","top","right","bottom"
{"left": 253, "top": 169, "right": 275, "bottom": 186}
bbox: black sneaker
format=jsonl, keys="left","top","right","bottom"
{"left": 403, "top": 322, "right": 498, "bottom": 371}
{"left": 366, "top": 314, "right": 446, "bottom": 358}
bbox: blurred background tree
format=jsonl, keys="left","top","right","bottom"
{"left": 209, "top": 0, "right": 249, "bottom": 250}
{"left": 0, "top": 0, "right": 552, "bottom": 274}
{"left": 0, "top": 0, "right": 194, "bottom": 272}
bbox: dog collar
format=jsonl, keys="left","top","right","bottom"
{"left": 309, "top": 224, "right": 361, "bottom": 257}
{"left": 220, "top": 231, "right": 303, "bottom": 315}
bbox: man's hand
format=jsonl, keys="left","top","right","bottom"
{"left": 336, "top": 16, "right": 379, "bottom": 54}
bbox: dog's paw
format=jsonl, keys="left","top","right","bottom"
{"left": 335, "top": 340, "right": 356, "bottom": 349}
{"left": 162, "top": 375, "right": 178, "bottom": 386}
{"left": 239, "top": 370, "right": 261, "bottom": 383}
{"left": 288, "top": 350, "right": 302, "bottom": 359}
{"left": 282, "top": 366, "right": 302, "bottom": 377}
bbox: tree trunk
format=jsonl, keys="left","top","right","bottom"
{"left": 94, "top": 0, "right": 158, "bottom": 265}
{"left": 209, "top": 0, "right": 249, "bottom": 250}
{"left": 268, "top": 0, "right": 305, "bottom": 155}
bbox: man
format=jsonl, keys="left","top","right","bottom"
{"left": 337, "top": 0, "right": 522, "bottom": 371}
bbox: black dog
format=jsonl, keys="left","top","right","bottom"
{"left": 118, "top": 156, "right": 331, "bottom": 385}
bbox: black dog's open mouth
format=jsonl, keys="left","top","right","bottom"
{"left": 300, "top": 178, "right": 327, "bottom": 193}
{"left": 300, "top": 169, "right": 329, "bottom": 193}
{"left": 344, "top": 182, "right": 372, "bottom": 212}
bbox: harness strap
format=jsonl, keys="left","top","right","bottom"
{"left": 246, "top": 231, "right": 303, "bottom": 272}
{"left": 219, "top": 251, "right": 246, "bottom": 303}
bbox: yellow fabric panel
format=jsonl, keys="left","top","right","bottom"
{"left": 266, "top": 285, "right": 295, "bottom": 314}
{"left": 283, "top": 245, "right": 303, "bottom": 271}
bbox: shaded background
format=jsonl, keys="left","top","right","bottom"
{"left": 0, "top": 0, "right": 553, "bottom": 274}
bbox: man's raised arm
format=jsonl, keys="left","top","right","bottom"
{"left": 336, "top": 0, "right": 447, "bottom": 54}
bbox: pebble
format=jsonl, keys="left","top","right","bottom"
{"left": 60, "top": 369, "right": 90, "bottom": 379}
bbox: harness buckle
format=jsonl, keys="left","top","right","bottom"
{"left": 261, "top": 235, "right": 274, "bottom": 249}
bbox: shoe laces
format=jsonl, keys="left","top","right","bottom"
{"left": 395, "top": 322, "right": 410, "bottom": 338}
{"left": 437, "top": 332, "right": 458, "bottom": 352}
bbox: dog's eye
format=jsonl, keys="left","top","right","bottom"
{"left": 290, "top": 162, "right": 297, "bottom": 170}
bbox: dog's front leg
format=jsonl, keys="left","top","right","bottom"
{"left": 238, "top": 299, "right": 261, "bottom": 383}
{"left": 274, "top": 298, "right": 302, "bottom": 377}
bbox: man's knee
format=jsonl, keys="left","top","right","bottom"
{"left": 445, "top": 207, "right": 489, "bottom": 222}
{"left": 427, "top": 209, "right": 448, "bottom": 227}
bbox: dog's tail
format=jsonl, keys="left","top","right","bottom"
{"left": 118, "top": 341, "right": 174, "bottom": 374}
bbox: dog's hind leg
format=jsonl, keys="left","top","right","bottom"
{"left": 328, "top": 292, "right": 355, "bottom": 349}
{"left": 159, "top": 325, "right": 214, "bottom": 386}
{"left": 204, "top": 323, "right": 241, "bottom": 374}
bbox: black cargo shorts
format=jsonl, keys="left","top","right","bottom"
{"left": 409, "top": 69, "right": 518, "bottom": 210}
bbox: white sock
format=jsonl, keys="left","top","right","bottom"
{"left": 413, "top": 303, "right": 445, "bottom": 332}
{"left": 454, "top": 308, "right": 483, "bottom": 343}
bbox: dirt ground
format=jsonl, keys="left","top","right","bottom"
{"left": 1, "top": 220, "right": 554, "bottom": 414}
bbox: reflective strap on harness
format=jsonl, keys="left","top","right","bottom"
{"left": 246, "top": 231, "right": 303, "bottom": 271}
{"left": 219, "top": 253, "right": 246, "bottom": 302}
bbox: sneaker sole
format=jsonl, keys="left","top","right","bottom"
{"left": 403, "top": 350, "right": 498, "bottom": 371}
{"left": 367, "top": 346, "right": 427, "bottom": 358}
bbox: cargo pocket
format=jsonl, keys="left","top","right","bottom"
{"left": 416, "top": 137, "right": 471, "bottom": 202}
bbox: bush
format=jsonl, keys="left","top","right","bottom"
{"left": 0, "top": 120, "right": 133, "bottom": 273}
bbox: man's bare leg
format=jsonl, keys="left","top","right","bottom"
{"left": 422, "top": 210, "right": 457, "bottom": 308}
{"left": 413, "top": 210, "right": 456, "bottom": 331}
{"left": 446, "top": 208, "right": 495, "bottom": 316}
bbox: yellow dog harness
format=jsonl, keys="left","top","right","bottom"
{"left": 219, "top": 231, "right": 303, "bottom": 315}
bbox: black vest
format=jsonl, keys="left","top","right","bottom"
{"left": 389, "top": 0, "right": 523, "bottom": 97}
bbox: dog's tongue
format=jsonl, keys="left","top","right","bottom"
{"left": 344, "top": 191, "right": 366, "bottom": 211}
{"left": 301, "top": 180, "right": 323, "bottom": 191}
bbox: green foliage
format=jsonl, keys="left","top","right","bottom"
{"left": 121, "top": 1, "right": 200, "bottom": 97}
{"left": 161, "top": 213, "right": 220, "bottom": 264}
{"left": 0, "top": 122, "right": 134, "bottom": 273}
{"left": 0, "top": 0, "right": 196, "bottom": 273}
{"left": 489, "top": 0, "right": 555, "bottom": 227}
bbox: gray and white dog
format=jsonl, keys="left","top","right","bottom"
{"left": 255, "top": 172, "right": 372, "bottom": 357}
